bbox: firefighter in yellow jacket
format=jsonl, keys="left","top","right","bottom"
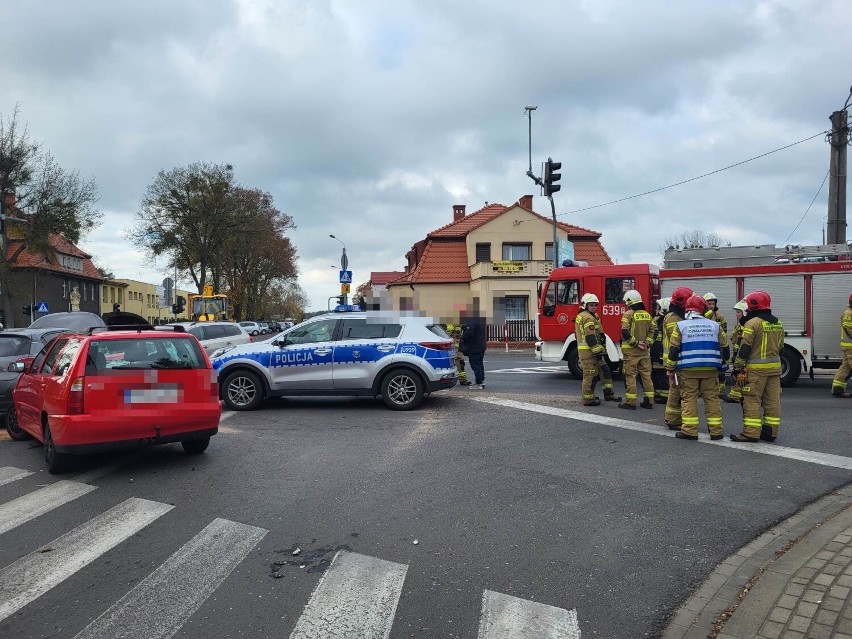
{"left": 447, "top": 324, "right": 470, "bottom": 386}
{"left": 831, "top": 293, "right": 852, "bottom": 398}
{"left": 662, "top": 287, "right": 694, "bottom": 429}
{"left": 722, "top": 300, "right": 748, "bottom": 403}
{"left": 576, "top": 293, "right": 621, "bottom": 406}
{"left": 730, "top": 290, "right": 784, "bottom": 443}
{"left": 666, "top": 295, "right": 730, "bottom": 440}
{"left": 619, "top": 289, "right": 654, "bottom": 410}
{"left": 650, "top": 298, "right": 670, "bottom": 403}
{"left": 703, "top": 292, "right": 729, "bottom": 397}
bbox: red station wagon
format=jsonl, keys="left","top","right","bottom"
{"left": 10, "top": 327, "right": 221, "bottom": 473}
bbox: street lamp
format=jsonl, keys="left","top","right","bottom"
{"left": 329, "top": 234, "right": 349, "bottom": 304}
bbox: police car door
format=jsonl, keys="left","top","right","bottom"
{"left": 269, "top": 318, "right": 338, "bottom": 390}
{"left": 333, "top": 319, "right": 399, "bottom": 390}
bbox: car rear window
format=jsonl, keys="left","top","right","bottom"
{"left": 427, "top": 325, "right": 451, "bottom": 339}
{"left": 222, "top": 325, "right": 243, "bottom": 337}
{"left": 86, "top": 337, "right": 208, "bottom": 371}
{"left": 0, "top": 335, "right": 32, "bottom": 357}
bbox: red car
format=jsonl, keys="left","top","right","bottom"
{"left": 10, "top": 328, "right": 221, "bottom": 473}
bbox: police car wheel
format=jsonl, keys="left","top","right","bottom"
{"left": 381, "top": 369, "right": 424, "bottom": 411}
{"left": 222, "top": 370, "right": 263, "bottom": 411}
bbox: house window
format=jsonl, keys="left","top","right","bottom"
{"left": 118, "top": 289, "right": 123, "bottom": 304}
{"left": 504, "top": 296, "right": 528, "bottom": 320}
{"left": 605, "top": 278, "right": 636, "bottom": 303}
{"left": 502, "top": 244, "right": 531, "bottom": 260}
{"left": 110, "top": 287, "right": 115, "bottom": 304}
{"left": 103, "top": 287, "right": 107, "bottom": 303}
{"left": 545, "top": 243, "right": 554, "bottom": 262}
{"left": 475, "top": 243, "right": 491, "bottom": 263}
{"left": 62, "top": 280, "right": 69, "bottom": 299}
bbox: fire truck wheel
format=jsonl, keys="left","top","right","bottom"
{"left": 566, "top": 346, "right": 583, "bottom": 380}
{"left": 779, "top": 346, "right": 801, "bottom": 387}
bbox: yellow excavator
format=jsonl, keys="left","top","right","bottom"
{"left": 187, "top": 284, "right": 231, "bottom": 322}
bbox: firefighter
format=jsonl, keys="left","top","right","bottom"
{"left": 666, "top": 295, "right": 730, "bottom": 440}
{"left": 447, "top": 324, "right": 470, "bottom": 386}
{"left": 703, "top": 292, "right": 729, "bottom": 398}
{"left": 831, "top": 293, "right": 852, "bottom": 398}
{"left": 650, "top": 298, "right": 670, "bottom": 404}
{"left": 722, "top": 300, "right": 748, "bottom": 404}
{"left": 575, "top": 293, "right": 621, "bottom": 406}
{"left": 619, "top": 289, "right": 654, "bottom": 410}
{"left": 730, "top": 290, "right": 784, "bottom": 443}
{"left": 662, "top": 287, "right": 694, "bottom": 429}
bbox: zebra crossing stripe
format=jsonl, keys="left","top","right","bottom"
{"left": 478, "top": 590, "right": 581, "bottom": 639}
{"left": 0, "top": 466, "right": 33, "bottom": 487}
{"left": 75, "top": 518, "right": 267, "bottom": 639}
{"left": 0, "top": 480, "right": 96, "bottom": 535}
{"left": 0, "top": 497, "right": 173, "bottom": 623}
{"left": 289, "top": 550, "right": 408, "bottom": 639}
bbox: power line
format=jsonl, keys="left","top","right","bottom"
{"left": 779, "top": 169, "right": 830, "bottom": 246}
{"left": 559, "top": 130, "right": 829, "bottom": 217}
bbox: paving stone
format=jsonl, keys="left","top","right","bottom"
{"left": 806, "top": 559, "right": 828, "bottom": 570}
{"left": 804, "top": 622, "right": 832, "bottom": 639}
{"left": 823, "top": 562, "right": 845, "bottom": 576}
{"left": 791, "top": 577, "right": 811, "bottom": 585}
{"left": 715, "top": 562, "right": 739, "bottom": 577}
{"left": 816, "top": 550, "right": 837, "bottom": 559}
{"left": 785, "top": 583, "right": 806, "bottom": 597}
{"left": 830, "top": 585, "right": 850, "bottom": 599}
{"left": 835, "top": 634, "right": 852, "bottom": 639}
{"left": 822, "top": 596, "right": 846, "bottom": 612}
{"left": 814, "top": 609, "right": 839, "bottom": 626}
{"left": 796, "top": 601, "right": 818, "bottom": 617}
{"left": 779, "top": 632, "right": 804, "bottom": 639}
{"left": 787, "top": 615, "right": 811, "bottom": 633}
{"left": 813, "top": 573, "right": 835, "bottom": 587}
{"left": 839, "top": 575, "right": 852, "bottom": 588}
{"left": 768, "top": 607, "right": 792, "bottom": 624}
{"left": 683, "top": 596, "right": 711, "bottom": 613}
{"left": 839, "top": 618, "right": 852, "bottom": 634}
{"left": 778, "top": 594, "right": 800, "bottom": 610}
{"left": 833, "top": 534, "right": 852, "bottom": 543}
{"left": 798, "top": 567, "right": 818, "bottom": 580}
{"left": 802, "top": 589, "right": 824, "bottom": 604}
{"left": 725, "top": 554, "right": 749, "bottom": 567}
{"left": 758, "top": 620, "right": 784, "bottom": 638}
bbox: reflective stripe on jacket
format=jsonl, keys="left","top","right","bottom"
{"left": 736, "top": 316, "right": 784, "bottom": 372}
{"left": 841, "top": 307, "right": 852, "bottom": 349}
{"left": 622, "top": 309, "right": 653, "bottom": 348}
{"left": 576, "top": 310, "right": 603, "bottom": 353}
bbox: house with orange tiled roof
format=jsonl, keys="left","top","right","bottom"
{"left": 384, "top": 194, "right": 612, "bottom": 322}
{"left": 2, "top": 211, "right": 105, "bottom": 327}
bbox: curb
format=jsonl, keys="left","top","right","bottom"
{"left": 662, "top": 482, "right": 852, "bottom": 639}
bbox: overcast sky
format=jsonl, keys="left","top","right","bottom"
{"left": 2, "top": 0, "right": 849, "bottom": 311}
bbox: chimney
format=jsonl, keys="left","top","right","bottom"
{"left": 453, "top": 204, "right": 466, "bottom": 222}
{"left": 518, "top": 194, "right": 533, "bottom": 210}
{"left": 3, "top": 190, "right": 15, "bottom": 209}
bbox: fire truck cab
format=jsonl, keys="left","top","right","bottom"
{"left": 535, "top": 264, "right": 661, "bottom": 378}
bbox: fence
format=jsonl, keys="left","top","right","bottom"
{"left": 486, "top": 319, "right": 536, "bottom": 342}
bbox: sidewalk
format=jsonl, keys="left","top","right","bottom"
{"left": 663, "top": 483, "right": 852, "bottom": 639}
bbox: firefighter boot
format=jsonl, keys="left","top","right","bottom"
{"left": 618, "top": 402, "right": 636, "bottom": 410}
{"left": 831, "top": 386, "right": 851, "bottom": 398}
{"left": 640, "top": 398, "right": 654, "bottom": 409}
{"left": 583, "top": 397, "right": 602, "bottom": 406}
{"left": 729, "top": 433, "right": 759, "bottom": 443}
{"left": 603, "top": 389, "right": 622, "bottom": 402}
{"left": 760, "top": 425, "right": 776, "bottom": 442}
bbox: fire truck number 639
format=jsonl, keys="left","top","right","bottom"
{"left": 600, "top": 305, "right": 625, "bottom": 316}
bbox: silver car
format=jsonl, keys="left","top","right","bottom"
{"left": 170, "top": 321, "right": 252, "bottom": 356}
{"left": 211, "top": 311, "right": 457, "bottom": 411}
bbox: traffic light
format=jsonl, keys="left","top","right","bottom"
{"left": 112, "top": 303, "right": 120, "bottom": 314}
{"left": 543, "top": 158, "right": 562, "bottom": 196}
{"left": 22, "top": 305, "right": 31, "bottom": 317}
{"left": 176, "top": 296, "right": 186, "bottom": 314}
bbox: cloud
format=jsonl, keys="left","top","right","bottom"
{"left": 2, "top": 0, "right": 849, "bottom": 310}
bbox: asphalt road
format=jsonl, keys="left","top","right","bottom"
{"left": 0, "top": 350, "right": 849, "bottom": 638}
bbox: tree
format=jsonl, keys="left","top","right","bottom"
{"left": 0, "top": 105, "right": 101, "bottom": 326}
{"left": 662, "top": 230, "right": 732, "bottom": 251}
{"left": 131, "top": 162, "right": 238, "bottom": 294}
{"left": 221, "top": 187, "right": 297, "bottom": 320}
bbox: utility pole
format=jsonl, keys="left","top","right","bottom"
{"left": 826, "top": 86, "right": 851, "bottom": 245}
{"left": 524, "top": 106, "right": 562, "bottom": 268}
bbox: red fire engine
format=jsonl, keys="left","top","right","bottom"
{"left": 536, "top": 258, "right": 852, "bottom": 386}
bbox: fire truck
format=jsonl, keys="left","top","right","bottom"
{"left": 535, "top": 252, "right": 852, "bottom": 386}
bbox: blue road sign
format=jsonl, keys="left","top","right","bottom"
{"left": 339, "top": 270, "right": 352, "bottom": 284}
{"left": 36, "top": 302, "right": 49, "bottom": 314}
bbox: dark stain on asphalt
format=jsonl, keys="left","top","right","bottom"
{"left": 270, "top": 542, "right": 353, "bottom": 578}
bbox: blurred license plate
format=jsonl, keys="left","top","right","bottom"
{"left": 124, "top": 388, "right": 179, "bottom": 404}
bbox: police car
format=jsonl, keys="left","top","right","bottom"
{"left": 210, "top": 309, "right": 457, "bottom": 411}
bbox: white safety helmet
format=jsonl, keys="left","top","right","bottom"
{"left": 733, "top": 300, "right": 748, "bottom": 315}
{"left": 658, "top": 297, "right": 671, "bottom": 313}
{"left": 580, "top": 293, "right": 599, "bottom": 308}
{"left": 703, "top": 292, "right": 718, "bottom": 302}
{"left": 622, "top": 289, "right": 642, "bottom": 306}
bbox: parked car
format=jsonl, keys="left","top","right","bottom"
{"left": 10, "top": 327, "right": 221, "bottom": 473}
{"left": 0, "top": 329, "right": 69, "bottom": 430}
{"left": 258, "top": 322, "right": 270, "bottom": 335}
{"left": 239, "top": 321, "right": 263, "bottom": 336}
{"left": 29, "top": 311, "right": 107, "bottom": 331}
{"left": 169, "top": 321, "right": 252, "bottom": 355}
{"left": 211, "top": 310, "right": 457, "bottom": 412}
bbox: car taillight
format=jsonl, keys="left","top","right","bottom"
{"left": 210, "top": 369, "right": 219, "bottom": 399}
{"left": 68, "top": 376, "right": 85, "bottom": 415}
{"left": 248, "top": 335, "right": 254, "bottom": 342}
{"left": 418, "top": 341, "right": 454, "bottom": 351}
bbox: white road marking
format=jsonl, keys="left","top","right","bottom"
{"left": 289, "top": 550, "right": 408, "bottom": 639}
{"left": 0, "top": 497, "right": 174, "bottom": 623}
{"left": 0, "top": 480, "right": 96, "bottom": 535}
{"left": 0, "top": 466, "right": 33, "bottom": 487}
{"left": 75, "top": 518, "right": 267, "bottom": 639}
{"left": 467, "top": 396, "right": 852, "bottom": 471}
{"left": 478, "top": 590, "right": 581, "bottom": 639}
{"left": 489, "top": 366, "right": 570, "bottom": 374}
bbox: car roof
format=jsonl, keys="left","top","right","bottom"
{"left": 28, "top": 312, "right": 107, "bottom": 331}
{"left": 1, "top": 328, "right": 70, "bottom": 339}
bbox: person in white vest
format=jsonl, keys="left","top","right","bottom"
{"left": 665, "top": 295, "right": 730, "bottom": 441}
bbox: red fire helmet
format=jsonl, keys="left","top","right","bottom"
{"left": 745, "top": 290, "right": 771, "bottom": 311}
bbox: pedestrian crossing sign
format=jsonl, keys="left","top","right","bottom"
{"left": 339, "top": 270, "right": 352, "bottom": 284}
{"left": 36, "top": 302, "right": 49, "bottom": 314}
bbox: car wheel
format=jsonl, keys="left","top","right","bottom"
{"left": 381, "top": 368, "right": 424, "bottom": 411}
{"left": 252, "top": 330, "right": 259, "bottom": 336}
{"left": 182, "top": 437, "right": 210, "bottom": 454}
{"left": 44, "top": 421, "right": 71, "bottom": 474}
{"left": 5, "top": 406, "right": 31, "bottom": 441}
{"left": 222, "top": 370, "right": 264, "bottom": 411}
